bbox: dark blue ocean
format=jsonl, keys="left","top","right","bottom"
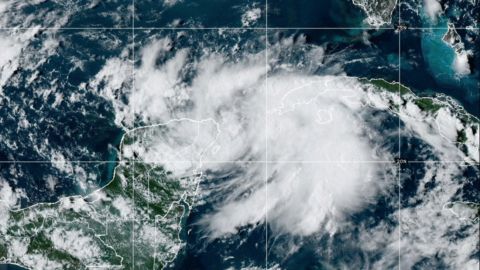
{"left": 1, "top": 0, "right": 478, "bottom": 269}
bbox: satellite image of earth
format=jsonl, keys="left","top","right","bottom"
{"left": 0, "top": 0, "right": 479, "bottom": 269}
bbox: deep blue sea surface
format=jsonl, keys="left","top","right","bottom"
{"left": 0, "top": 0, "right": 478, "bottom": 269}
{"left": 0, "top": 264, "right": 28, "bottom": 270}
{"left": 401, "top": 19, "right": 480, "bottom": 117}
{"left": 2, "top": 0, "right": 477, "bottom": 207}
{"left": 267, "top": 0, "right": 366, "bottom": 27}
{"left": 0, "top": 29, "right": 129, "bottom": 204}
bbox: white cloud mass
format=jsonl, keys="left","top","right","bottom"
{"left": 104, "top": 36, "right": 403, "bottom": 239}
{"left": 423, "top": 0, "right": 442, "bottom": 22}
{"left": 93, "top": 33, "right": 478, "bottom": 241}
{"left": 89, "top": 31, "right": 479, "bottom": 268}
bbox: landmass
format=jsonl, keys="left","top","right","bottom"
{"left": 352, "top": 0, "right": 397, "bottom": 26}
{"left": 0, "top": 129, "right": 197, "bottom": 269}
{"left": 1, "top": 77, "right": 478, "bottom": 269}
{"left": 362, "top": 78, "right": 479, "bottom": 160}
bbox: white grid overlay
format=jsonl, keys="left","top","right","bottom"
{"left": 131, "top": 0, "right": 136, "bottom": 267}
{"left": 398, "top": 0, "right": 402, "bottom": 267}
{"left": 0, "top": 0, "right": 478, "bottom": 269}
{"left": 264, "top": 0, "right": 269, "bottom": 269}
{"left": 265, "top": 0, "right": 269, "bottom": 267}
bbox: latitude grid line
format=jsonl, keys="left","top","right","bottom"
{"left": 1, "top": 3, "right": 478, "bottom": 270}
{"left": 1, "top": 27, "right": 479, "bottom": 30}
{"left": 0, "top": 160, "right": 478, "bottom": 164}
{"left": 0, "top": 23, "right": 476, "bottom": 165}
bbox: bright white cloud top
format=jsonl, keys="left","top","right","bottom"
{"left": 0, "top": 24, "right": 478, "bottom": 270}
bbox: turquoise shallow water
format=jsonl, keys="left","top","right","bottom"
{"left": 420, "top": 18, "right": 477, "bottom": 90}
{"left": 397, "top": 0, "right": 480, "bottom": 116}
{"left": 401, "top": 25, "right": 479, "bottom": 116}
{"left": 421, "top": 21, "right": 456, "bottom": 82}
{"left": 0, "top": 0, "right": 478, "bottom": 269}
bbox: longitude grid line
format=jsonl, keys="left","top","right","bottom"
{"left": 131, "top": 0, "right": 136, "bottom": 268}
{"left": 265, "top": 0, "right": 269, "bottom": 268}
{"left": 2, "top": 20, "right": 472, "bottom": 170}
{"left": 1, "top": 3, "right": 478, "bottom": 269}
{"left": 398, "top": 1, "right": 402, "bottom": 269}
